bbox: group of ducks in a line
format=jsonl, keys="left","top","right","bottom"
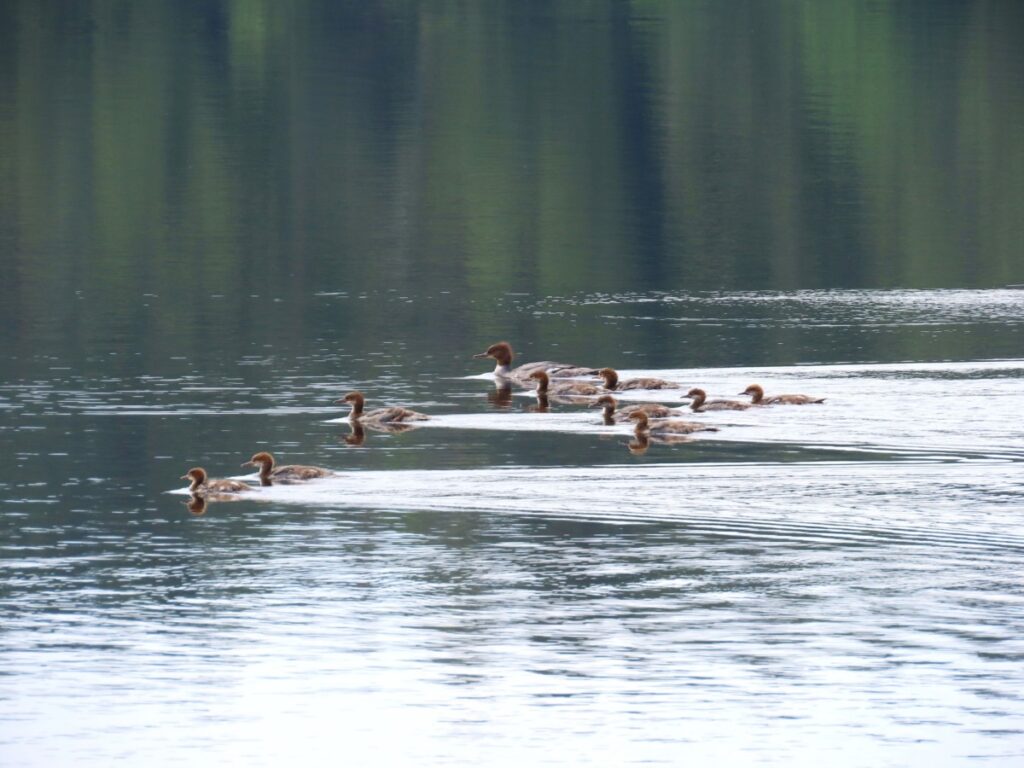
{"left": 180, "top": 340, "right": 824, "bottom": 500}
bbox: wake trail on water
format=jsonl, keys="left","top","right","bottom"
{"left": 172, "top": 460, "right": 1024, "bottom": 556}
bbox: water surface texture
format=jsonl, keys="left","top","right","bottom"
{"left": 2, "top": 3, "right": 1024, "bottom": 766}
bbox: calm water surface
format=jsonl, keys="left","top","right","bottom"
{"left": 2, "top": 2, "right": 1024, "bottom": 766}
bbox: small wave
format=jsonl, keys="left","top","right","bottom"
{"left": 171, "top": 461, "right": 1024, "bottom": 555}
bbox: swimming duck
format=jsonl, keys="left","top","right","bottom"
{"left": 180, "top": 467, "right": 252, "bottom": 494}
{"left": 472, "top": 341, "right": 597, "bottom": 381}
{"left": 597, "top": 368, "right": 680, "bottom": 391}
{"left": 336, "top": 391, "right": 430, "bottom": 424}
{"left": 629, "top": 411, "right": 719, "bottom": 435}
{"left": 528, "top": 370, "right": 602, "bottom": 397}
{"left": 740, "top": 384, "right": 825, "bottom": 405}
{"left": 242, "top": 451, "right": 332, "bottom": 486}
{"left": 591, "top": 395, "right": 684, "bottom": 425}
{"left": 685, "top": 387, "right": 751, "bottom": 412}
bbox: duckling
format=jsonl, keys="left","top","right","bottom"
{"left": 241, "top": 451, "right": 332, "bottom": 486}
{"left": 597, "top": 368, "right": 680, "bottom": 391}
{"left": 740, "top": 383, "right": 825, "bottom": 405}
{"left": 591, "top": 394, "right": 685, "bottom": 425}
{"left": 336, "top": 391, "right": 429, "bottom": 424}
{"left": 685, "top": 387, "right": 751, "bottom": 412}
{"left": 528, "top": 370, "right": 602, "bottom": 397}
{"left": 629, "top": 410, "right": 719, "bottom": 435}
{"left": 180, "top": 467, "right": 251, "bottom": 494}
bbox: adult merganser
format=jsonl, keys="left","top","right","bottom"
{"left": 591, "top": 394, "right": 684, "bottom": 425}
{"left": 629, "top": 411, "right": 719, "bottom": 435}
{"left": 336, "top": 391, "right": 430, "bottom": 424}
{"left": 180, "top": 467, "right": 252, "bottom": 494}
{"left": 597, "top": 368, "right": 680, "bottom": 391}
{"left": 528, "top": 370, "right": 602, "bottom": 397}
{"left": 241, "top": 451, "right": 332, "bottom": 486}
{"left": 472, "top": 341, "right": 597, "bottom": 381}
{"left": 740, "top": 384, "right": 825, "bottom": 405}
{"left": 685, "top": 387, "right": 751, "bottom": 412}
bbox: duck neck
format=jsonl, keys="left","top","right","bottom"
{"left": 491, "top": 348, "right": 514, "bottom": 377}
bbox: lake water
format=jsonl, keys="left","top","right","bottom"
{"left": 2, "top": 3, "right": 1024, "bottom": 766}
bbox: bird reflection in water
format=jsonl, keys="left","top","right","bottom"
{"left": 534, "top": 391, "right": 601, "bottom": 412}
{"left": 487, "top": 382, "right": 513, "bottom": 408}
{"left": 185, "top": 493, "right": 207, "bottom": 515}
{"left": 185, "top": 491, "right": 248, "bottom": 516}
{"left": 524, "top": 393, "right": 550, "bottom": 413}
{"left": 591, "top": 395, "right": 688, "bottom": 426}
{"left": 627, "top": 432, "right": 695, "bottom": 455}
{"left": 342, "top": 421, "right": 366, "bottom": 446}
{"left": 341, "top": 419, "right": 420, "bottom": 447}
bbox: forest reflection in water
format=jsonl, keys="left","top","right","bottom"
{"left": 2, "top": 0, "right": 1024, "bottom": 764}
